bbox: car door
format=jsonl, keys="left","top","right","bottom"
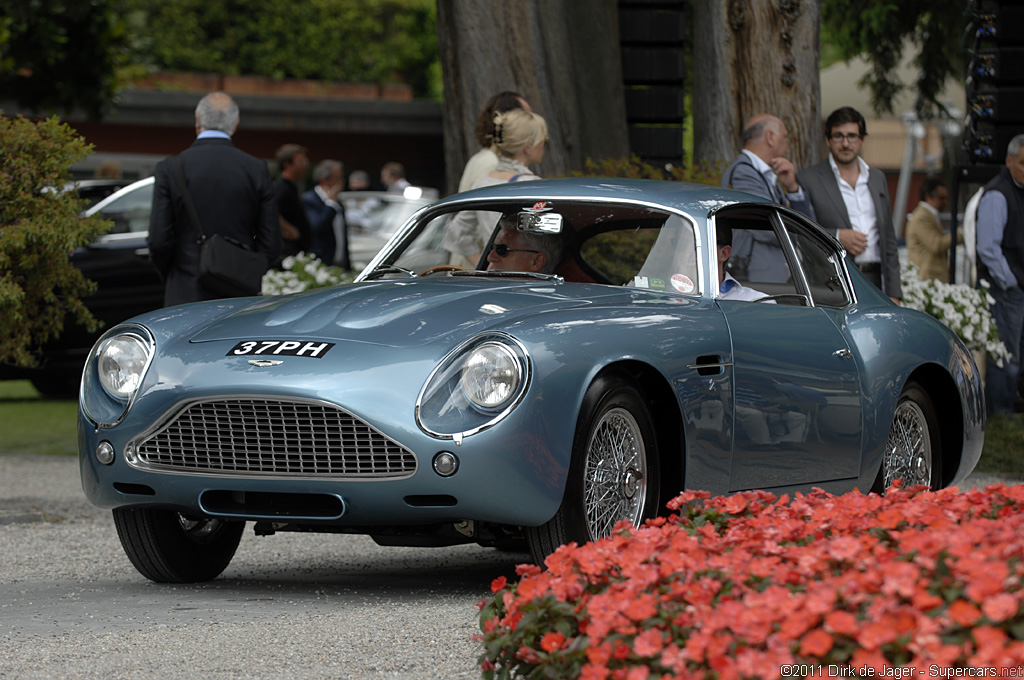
{"left": 713, "top": 207, "right": 862, "bottom": 491}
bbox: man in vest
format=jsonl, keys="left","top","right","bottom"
{"left": 977, "top": 133, "right": 1024, "bottom": 416}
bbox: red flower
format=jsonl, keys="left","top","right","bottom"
{"left": 824, "top": 610, "right": 859, "bottom": 637}
{"left": 491, "top": 575, "right": 507, "bottom": 593}
{"left": 948, "top": 600, "right": 983, "bottom": 627}
{"left": 800, "top": 628, "right": 834, "bottom": 658}
{"left": 540, "top": 631, "right": 565, "bottom": 652}
{"left": 981, "top": 593, "right": 1018, "bottom": 623}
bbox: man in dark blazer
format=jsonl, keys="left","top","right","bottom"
{"left": 301, "top": 159, "right": 350, "bottom": 269}
{"left": 721, "top": 113, "right": 817, "bottom": 282}
{"left": 148, "top": 92, "right": 280, "bottom": 307}
{"left": 797, "top": 106, "right": 902, "bottom": 302}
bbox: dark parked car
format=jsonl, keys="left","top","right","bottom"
{"left": 78, "top": 178, "right": 984, "bottom": 583}
{"left": 3, "top": 178, "right": 435, "bottom": 397}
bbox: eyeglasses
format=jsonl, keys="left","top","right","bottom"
{"left": 829, "top": 132, "right": 863, "bottom": 143}
{"left": 492, "top": 243, "right": 540, "bottom": 257}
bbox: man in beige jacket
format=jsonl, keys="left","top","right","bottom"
{"left": 906, "top": 177, "right": 960, "bottom": 282}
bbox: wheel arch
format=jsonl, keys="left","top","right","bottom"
{"left": 903, "top": 364, "right": 964, "bottom": 488}
{"left": 591, "top": 359, "right": 685, "bottom": 515}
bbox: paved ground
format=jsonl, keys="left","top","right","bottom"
{"left": 0, "top": 454, "right": 526, "bottom": 680}
{"left": 0, "top": 454, "right": 1016, "bottom": 679}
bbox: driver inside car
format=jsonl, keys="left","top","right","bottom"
{"left": 485, "top": 215, "right": 564, "bottom": 274}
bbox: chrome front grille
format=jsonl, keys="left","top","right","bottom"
{"left": 134, "top": 398, "right": 417, "bottom": 478}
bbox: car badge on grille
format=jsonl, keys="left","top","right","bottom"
{"left": 248, "top": 359, "right": 284, "bottom": 367}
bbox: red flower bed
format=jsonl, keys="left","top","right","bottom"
{"left": 477, "top": 484, "right": 1024, "bottom": 679}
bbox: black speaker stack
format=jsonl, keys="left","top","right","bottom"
{"left": 964, "top": 0, "right": 1024, "bottom": 164}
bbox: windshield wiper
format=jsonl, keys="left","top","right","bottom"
{"left": 450, "top": 270, "right": 563, "bottom": 283}
{"left": 364, "top": 265, "right": 417, "bottom": 280}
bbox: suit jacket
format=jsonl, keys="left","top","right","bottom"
{"left": 797, "top": 159, "right": 902, "bottom": 299}
{"left": 721, "top": 153, "right": 817, "bottom": 220}
{"left": 148, "top": 137, "right": 281, "bottom": 307}
{"left": 301, "top": 188, "right": 349, "bottom": 269}
{"left": 905, "top": 203, "right": 956, "bottom": 283}
{"left": 721, "top": 153, "right": 816, "bottom": 282}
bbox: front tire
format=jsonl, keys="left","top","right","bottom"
{"left": 112, "top": 508, "right": 244, "bottom": 583}
{"left": 872, "top": 381, "right": 941, "bottom": 492}
{"left": 526, "top": 373, "right": 660, "bottom": 564}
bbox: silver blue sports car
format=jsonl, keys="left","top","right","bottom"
{"left": 78, "top": 178, "right": 985, "bottom": 582}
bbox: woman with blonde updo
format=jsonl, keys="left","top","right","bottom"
{"left": 444, "top": 108, "right": 549, "bottom": 265}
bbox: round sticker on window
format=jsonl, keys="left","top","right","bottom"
{"left": 670, "top": 274, "right": 695, "bottom": 294}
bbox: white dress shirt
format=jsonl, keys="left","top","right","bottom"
{"left": 829, "top": 154, "right": 880, "bottom": 264}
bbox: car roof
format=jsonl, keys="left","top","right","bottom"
{"left": 436, "top": 177, "right": 772, "bottom": 215}
{"left": 84, "top": 176, "right": 155, "bottom": 217}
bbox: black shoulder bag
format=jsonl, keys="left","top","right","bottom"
{"left": 171, "top": 155, "right": 268, "bottom": 297}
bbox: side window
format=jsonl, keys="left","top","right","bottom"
{"left": 782, "top": 216, "right": 851, "bottom": 308}
{"left": 97, "top": 184, "right": 154, "bottom": 234}
{"left": 717, "top": 211, "right": 798, "bottom": 299}
{"left": 580, "top": 214, "right": 697, "bottom": 290}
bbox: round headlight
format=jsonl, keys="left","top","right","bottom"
{"left": 460, "top": 342, "right": 521, "bottom": 411}
{"left": 96, "top": 333, "right": 150, "bottom": 399}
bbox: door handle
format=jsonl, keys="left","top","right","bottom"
{"left": 833, "top": 348, "right": 852, "bottom": 359}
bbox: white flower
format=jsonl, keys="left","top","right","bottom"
{"left": 900, "top": 263, "right": 1010, "bottom": 368}
{"left": 261, "top": 251, "right": 355, "bottom": 296}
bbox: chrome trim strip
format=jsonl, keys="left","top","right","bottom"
{"left": 415, "top": 332, "right": 532, "bottom": 442}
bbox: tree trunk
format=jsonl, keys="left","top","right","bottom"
{"left": 436, "top": 0, "right": 630, "bottom": 195}
{"left": 693, "top": 0, "right": 822, "bottom": 170}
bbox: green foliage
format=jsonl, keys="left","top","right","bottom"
{"left": 569, "top": 154, "right": 724, "bottom": 186}
{"left": 0, "top": 0, "right": 130, "bottom": 119}
{"left": 0, "top": 115, "right": 109, "bottom": 368}
{"left": 120, "top": 0, "right": 441, "bottom": 98}
{"left": 974, "top": 414, "right": 1024, "bottom": 480}
{"left": 821, "top": 0, "right": 966, "bottom": 118}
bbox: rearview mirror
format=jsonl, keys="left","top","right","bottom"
{"left": 517, "top": 212, "right": 562, "bottom": 234}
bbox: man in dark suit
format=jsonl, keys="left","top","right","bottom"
{"left": 147, "top": 92, "right": 280, "bottom": 307}
{"left": 721, "top": 113, "right": 816, "bottom": 282}
{"left": 797, "top": 107, "right": 902, "bottom": 302}
{"left": 301, "top": 159, "right": 350, "bottom": 269}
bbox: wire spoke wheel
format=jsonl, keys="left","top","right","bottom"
{"left": 874, "top": 381, "right": 941, "bottom": 493}
{"left": 583, "top": 407, "right": 648, "bottom": 540}
{"left": 884, "top": 400, "right": 932, "bottom": 488}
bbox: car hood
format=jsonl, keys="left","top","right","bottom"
{"left": 188, "top": 278, "right": 628, "bottom": 348}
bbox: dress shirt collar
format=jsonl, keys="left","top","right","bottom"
{"left": 741, "top": 149, "right": 774, "bottom": 178}
{"left": 196, "top": 130, "right": 231, "bottom": 141}
{"left": 919, "top": 201, "right": 940, "bottom": 219}
{"left": 827, "top": 153, "right": 870, "bottom": 187}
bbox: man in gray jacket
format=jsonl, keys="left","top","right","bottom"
{"left": 721, "top": 114, "right": 815, "bottom": 282}
{"left": 797, "top": 106, "right": 901, "bottom": 302}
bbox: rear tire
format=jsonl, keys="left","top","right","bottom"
{"left": 112, "top": 508, "right": 244, "bottom": 583}
{"left": 526, "top": 373, "right": 659, "bottom": 564}
{"left": 872, "top": 381, "right": 941, "bottom": 493}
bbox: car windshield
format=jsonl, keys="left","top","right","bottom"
{"left": 364, "top": 200, "right": 700, "bottom": 293}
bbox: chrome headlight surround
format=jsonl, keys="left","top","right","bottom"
{"left": 82, "top": 323, "right": 155, "bottom": 428}
{"left": 416, "top": 333, "right": 531, "bottom": 441}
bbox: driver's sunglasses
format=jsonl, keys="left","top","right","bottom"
{"left": 492, "top": 243, "right": 541, "bottom": 257}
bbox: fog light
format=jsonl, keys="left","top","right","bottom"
{"left": 432, "top": 451, "right": 459, "bottom": 477}
{"left": 96, "top": 441, "right": 115, "bottom": 465}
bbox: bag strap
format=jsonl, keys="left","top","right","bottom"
{"left": 171, "top": 155, "right": 206, "bottom": 244}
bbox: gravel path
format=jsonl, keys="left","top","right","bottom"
{"left": 0, "top": 454, "right": 523, "bottom": 680}
{"left": 0, "top": 454, "right": 1016, "bottom": 679}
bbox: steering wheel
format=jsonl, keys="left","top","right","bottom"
{"left": 418, "top": 265, "right": 469, "bottom": 276}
